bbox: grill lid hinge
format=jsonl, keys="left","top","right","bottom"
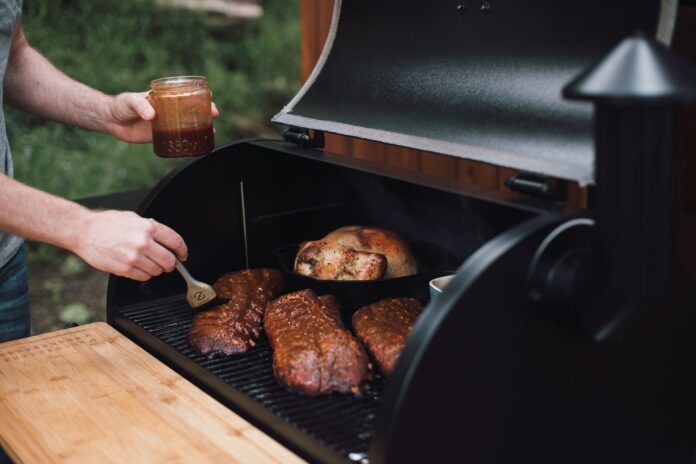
{"left": 283, "top": 126, "right": 325, "bottom": 148}
{"left": 505, "top": 172, "right": 567, "bottom": 201}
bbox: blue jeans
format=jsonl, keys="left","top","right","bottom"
{"left": 0, "top": 246, "right": 28, "bottom": 463}
{"left": 0, "top": 245, "right": 30, "bottom": 343}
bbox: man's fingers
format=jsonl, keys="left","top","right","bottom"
{"left": 211, "top": 101, "right": 220, "bottom": 118}
{"left": 129, "top": 92, "right": 155, "bottom": 120}
{"left": 149, "top": 219, "right": 188, "bottom": 261}
{"left": 133, "top": 253, "right": 165, "bottom": 277}
{"left": 123, "top": 267, "right": 151, "bottom": 282}
{"left": 146, "top": 240, "right": 178, "bottom": 273}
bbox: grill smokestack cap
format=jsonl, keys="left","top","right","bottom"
{"left": 564, "top": 32, "right": 696, "bottom": 105}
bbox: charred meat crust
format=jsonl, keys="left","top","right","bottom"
{"left": 187, "top": 269, "right": 286, "bottom": 357}
{"left": 352, "top": 297, "right": 423, "bottom": 377}
{"left": 264, "top": 289, "right": 372, "bottom": 396}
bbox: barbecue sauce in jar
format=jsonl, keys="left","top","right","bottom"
{"left": 149, "top": 76, "right": 214, "bottom": 158}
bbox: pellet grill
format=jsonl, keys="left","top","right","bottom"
{"left": 107, "top": 1, "right": 696, "bottom": 463}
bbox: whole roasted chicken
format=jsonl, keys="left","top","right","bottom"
{"left": 294, "top": 226, "right": 417, "bottom": 280}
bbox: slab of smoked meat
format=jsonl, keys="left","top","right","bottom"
{"left": 264, "top": 289, "right": 371, "bottom": 395}
{"left": 352, "top": 298, "right": 423, "bottom": 377}
{"left": 188, "top": 269, "right": 285, "bottom": 356}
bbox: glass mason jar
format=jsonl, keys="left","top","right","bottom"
{"left": 149, "top": 76, "right": 214, "bottom": 158}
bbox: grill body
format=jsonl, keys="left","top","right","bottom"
{"left": 107, "top": 1, "right": 696, "bottom": 461}
{"left": 107, "top": 140, "right": 696, "bottom": 463}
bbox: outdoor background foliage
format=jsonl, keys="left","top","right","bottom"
{"left": 8, "top": 0, "right": 299, "bottom": 198}
{"left": 5, "top": 0, "right": 300, "bottom": 333}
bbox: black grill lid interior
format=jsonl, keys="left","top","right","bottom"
{"left": 273, "top": 0, "right": 672, "bottom": 185}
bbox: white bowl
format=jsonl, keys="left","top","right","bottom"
{"left": 429, "top": 275, "right": 455, "bottom": 300}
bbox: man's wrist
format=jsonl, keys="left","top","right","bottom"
{"left": 94, "top": 93, "right": 117, "bottom": 135}
{"left": 56, "top": 204, "right": 93, "bottom": 254}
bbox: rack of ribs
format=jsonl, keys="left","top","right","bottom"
{"left": 264, "top": 289, "right": 371, "bottom": 395}
{"left": 352, "top": 298, "right": 423, "bottom": 377}
{"left": 188, "top": 269, "right": 286, "bottom": 356}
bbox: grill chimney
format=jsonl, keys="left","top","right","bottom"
{"left": 564, "top": 32, "right": 696, "bottom": 337}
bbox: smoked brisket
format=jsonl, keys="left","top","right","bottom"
{"left": 264, "top": 289, "right": 371, "bottom": 395}
{"left": 352, "top": 297, "right": 423, "bottom": 376}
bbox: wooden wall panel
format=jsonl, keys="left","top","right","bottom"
{"left": 385, "top": 145, "right": 419, "bottom": 172}
{"left": 323, "top": 133, "right": 352, "bottom": 157}
{"left": 352, "top": 140, "right": 387, "bottom": 165}
{"left": 418, "top": 151, "right": 458, "bottom": 180}
{"left": 457, "top": 159, "right": 499, "bottom": 189}
{"left": 299, "top": 0, "right": 319, "bottom": 83}
{"left": 298, "top": 0, "right": 587, "bottom": 208}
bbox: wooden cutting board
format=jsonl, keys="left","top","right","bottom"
{"left": 0, "top": 322, "right": 305, "bottom": 464}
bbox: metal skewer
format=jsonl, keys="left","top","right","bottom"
{"left": 240, "top": 181, "right": 250, "bottom": 269}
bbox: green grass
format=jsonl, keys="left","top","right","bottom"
{"left": 6, "top": 0, "right": 300, "bottom": 200}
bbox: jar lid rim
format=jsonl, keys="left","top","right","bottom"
{"left": 150, "top": 76, "right": 207, "bottom": 86}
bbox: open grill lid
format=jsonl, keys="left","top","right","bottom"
{"left": 273, "top": 0, "right": 677, "bottom": 185}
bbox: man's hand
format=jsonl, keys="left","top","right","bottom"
{"left": 105, "top": 92, "right": 220, "bottom": 143}
{"left": 73, "top": 210, "right": 188, "bottom": 281}
{"left": 0, "top": 174, "right": 188, "bottom": 282}
{"left": 4, "top": 22, "right": 219, "bottom": 142}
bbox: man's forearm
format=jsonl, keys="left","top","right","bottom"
{"left": 3, "top": 22, "right": 114, "bottom": 134}
{"left": 0, "top": 173, "right": 189, "bottom": 281}
{"left": 0, "top": 173, "right": 88, "bottom": 252}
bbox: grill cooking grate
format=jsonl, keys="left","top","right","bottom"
{"left": 118, "top": 296, "right": 384, "bottom": 461}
